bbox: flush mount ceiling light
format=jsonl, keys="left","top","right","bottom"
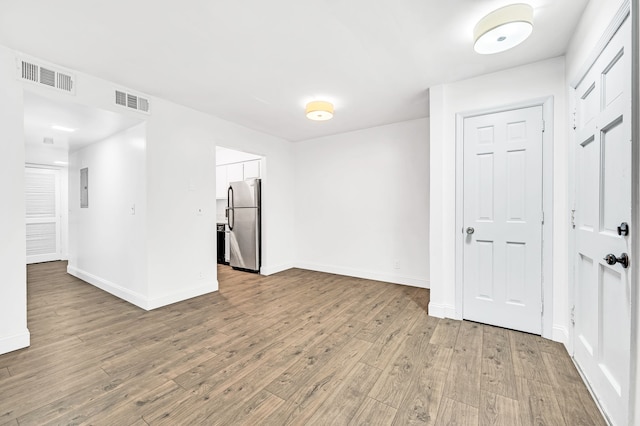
{"left": 305, "top": 101, "right": 334, "bottom": 121}
{"left": 474, "top": 3, "right": 533, "bottom": 55}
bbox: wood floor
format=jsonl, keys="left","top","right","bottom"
{"left": 0, "top": 261, "right": 605, "bottom": 425}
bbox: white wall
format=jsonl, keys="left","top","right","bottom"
{"left": 0, "top": 45, "right": 296, "bottom": 350}
{"left": 25, "top": 144, "right": 69, "bottom": 260}
{"left": 67, "top": 123, "right": 148, "bottom": 306}
{"left": 294, "top": 118, "right": 430, "bottom": 287}
{"left": 0, "top": 45, "right": 29, "bottom": 354}
{"left": 565, "top": 0, "right": 627, "bottom": 82}
{"left": 429, "top": 57, "right": 568, "bottom": 342}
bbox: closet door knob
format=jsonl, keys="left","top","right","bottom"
{"left": 603, "top": 253, "right": 629, "bottom": 269}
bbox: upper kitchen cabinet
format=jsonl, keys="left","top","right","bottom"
{"left": 215, "top": 167, "right": 228, "bottom": 199}
{"left": 243, "top": 160, "right": 260, "bottom": 179}
{"left": 226, "top": 163, "right": 244, "bottom": 183}
{"left": 216, "top": 160, "right": 262, "bottom": 199}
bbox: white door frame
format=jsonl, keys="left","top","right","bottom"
{"left": 567, "top": 1, "right": 637, "bottom": 423}
{"left": 632, "top": 0, "right": 640, "bottom": 423}
{"left": 454, "top": 97, "right": 554, "bottom": 339}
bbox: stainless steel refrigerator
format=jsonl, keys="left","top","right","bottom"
{"left": 226, "top": 178, "right": 261, "bottom": 272}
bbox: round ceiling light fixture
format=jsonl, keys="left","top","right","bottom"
{"left": 474, "top": 3, "right": 533, "bottom": 55}
{"left": 305, "top": 100, "right": 334, "bottom": 121}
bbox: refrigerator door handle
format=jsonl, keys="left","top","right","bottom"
{"left": 227, "top": 186, "right": 234, "bottom": 230}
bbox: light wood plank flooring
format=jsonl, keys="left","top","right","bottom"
{"left": 0, "top": 261, "right": 605, "bottom": 425}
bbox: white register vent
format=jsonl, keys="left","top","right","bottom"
{"left": 17, "top": 57, "right": 76, "bottom": 94}
{"left": 115, "top": 89, "right": 150, "bottom": 114}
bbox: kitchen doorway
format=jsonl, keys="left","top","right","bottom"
{"left": 215, "top": 146, "right": 265, "bottom": 279}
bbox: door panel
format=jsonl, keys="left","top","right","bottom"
{"left": 505, "top": 242, "right": 526, "bottom": 304}
{"left": 476, "top": 240, "right": 494, "bottom": 300}
{"left": 601, "top": 117, "right": 627, "bottom": 233}
{"left": 25, "top": 166, "right": 61, "bottom": 264}
{"left": 477, "top": 153, "right": 494, "bottom": 220}
{"left": 572, "top": 17, "right": 631, "bottom": 426}
{"left": 463, "top": 106, "right": 543, "bottom": 334}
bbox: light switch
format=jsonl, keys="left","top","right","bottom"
{"left": 196, "top": 208, "right": 204, "bottom": 216}
{"left": 131, "top": 204, "right": 136, "bottom": 215}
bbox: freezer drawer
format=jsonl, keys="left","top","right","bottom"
{"left": 229, "top": 207, "right": 260, "bottom": 271}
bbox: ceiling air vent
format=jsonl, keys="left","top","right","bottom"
{"left": 115, "top": 90, "right": 127, "bottom": 107}
{"left": 114, "top": 90, "right": 150, "bottom": 114}
{"left": 17, "top": 58, "right": 75, "bottom": 94}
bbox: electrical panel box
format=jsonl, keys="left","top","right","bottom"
{"left": 80, "top": 167, "right": 88, "bottom": 208}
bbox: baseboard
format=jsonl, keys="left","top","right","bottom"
{"left": 260, "top": 263, "right": 295, "bottom": 276}
{"left": 552, "top": 324, "right": 570, "bottom": 352}
{"left": 146, "top": 281, "right": 218, "bottom": 310}
{"left": 0, "top": 329, "right": 30, "bottom": 355}
{"left": 294, "top": 262, "right": 429, "bottom": 288}
{"left": 428, "top": 302, "right": 457, "bottom": 319}
{"left": 68, "top": 265, "right": 218, "bottom": 311}
{"left": 68, "top": 265, "right": 149, "bottom": 309}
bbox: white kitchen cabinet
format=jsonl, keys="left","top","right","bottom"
{"left": 226, "top": 163, "right": 244, "bottom": 184}
{"left": 243, "top": 160, "right": 260, "bottom": 179}
{"left": 215, "top": 166, "right": 228, "bottom": 199}
{"left": 216, "top": 159, "right": 261, "bottom": 199}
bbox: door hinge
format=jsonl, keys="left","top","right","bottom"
{"left": 542, "top": 120, "right": 546, "bottom": 132}
{"left": 571, "top": 305, "right": 575, "bottom": 326}
{"left": 541, "top": 211, "right": 545, "bottom": 225}
{"left": 571, "top": 209, "right": 576, "bottom": 229}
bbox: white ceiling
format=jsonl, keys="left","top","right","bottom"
{"left": 1, "top": 0, "right": 588, "bottom": 142}
{"left": 23, "top": 91, "right": 143, "bottom": 152}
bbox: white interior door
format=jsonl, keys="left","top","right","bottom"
{"left": 572, "top": 17, "right": 631, "bottom": 426}
{"left": 25, "top": 166, "right": 61, "bottom": 264}
{"left": 463, "top": 106, "right": 543, "bottom": 334}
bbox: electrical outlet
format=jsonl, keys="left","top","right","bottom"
{"left": 394, "top": 260, "right": 400, "bottom": 270}
{"left": 198, "top": 271, "right": 204, "bottom": 280}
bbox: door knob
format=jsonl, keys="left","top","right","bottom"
{"left": 466, "top": 227, "right": 475, "bottom": 235}
{"left": 618, "top": 222, "right": 629, "bottom": 236}
{"left": 603, "top": 253, "right": 630, "bottom": 269}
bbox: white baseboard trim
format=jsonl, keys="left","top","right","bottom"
{"left": 146, "top": 281, "right": 218, "bottom": 310}
{"left": 261, "top": 263, "right": 295, "bottom": 276}
{"left": 0, "top": 329, "right": 30, "bottom": 355}
{"left": 294, "top": 262, "right": 429, "bottom": 288}
{"left": 428, "top": 302, "right": 457, "bottom": 319}
{"left": 552, "top": 324, "right": 570, "bottom": 347}
{"left": 68, "top": 265, "right": 218, "bottom": 311}
{"left": 68, "top": 265, "right": 149, "bottom": 309}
